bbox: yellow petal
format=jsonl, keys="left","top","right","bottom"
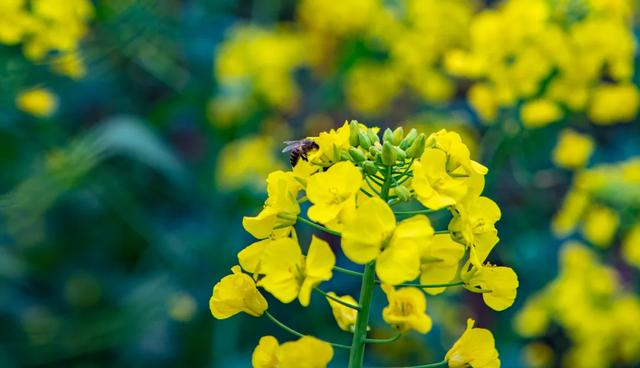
{"left": 252, "top": 336, "right": 280, "bottom": 368}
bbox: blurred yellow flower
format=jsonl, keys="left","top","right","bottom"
{"left": 588, "top": 83, "right": 639, "bottom": 124}
{"left": 468, "top": 83, "right": 498, "bottom": 122}
{"left": 520, "top": 99, "right": 563, "bottom": 128}
{"left": 552, "top": 129, "right": 594, "bottom": 170}
{"left": 445, "top": 318, "right": 500, "bottom": 368}
{"left": 381, "top": 284, "right": 432, "bottom": 334}
{"left": 252, "top": 335, "right": 333, "bottom": 368}
{"left": 622, "top": 224, "right": 640, "bottom": 268}
{"left": 342, "top": 197, "right": 434, "bottom": 285}
{"left": 581, "top": 205, "right": 619, "bottom": 248}
{"left": 257, "top": 236, "right": 334, "bottom": 306}
{"left": 210, "top": 266, "right": 268, "bottom": 319}
{"left": 16, "top": 88, "right": 57, "bottom": 117}
{"left": 326, "top": 292, "right": 358, "bottom": 331}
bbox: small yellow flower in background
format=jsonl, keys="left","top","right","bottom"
{"left": 462, "top": 264, "right": 518, "bottom": 311}
{"left": 342, "top": 196, "right": 434, "bottom": 285}
{"left": 588, "top": 83, "right": 640, "bottom": 125}
{"left": 216, "top": 136, "right": 284, "bottom": 191}
{"left": 16, "top": 88, "right": 58, "bottom": 117}
{"left": 552, "top": 129, "right": 594, "bottom": 170}
{"left": 209, "top": 266, "right": 267, "bottom": 319}
{"left": 581, "top": 205, "right": 619, "bottom": 248}
{"left": 258, "top": 236, "right": 334, "bottom": 306}
{"left": 520, "top": 98, "right": 563, "bottom": 128}
{"left": 326, "top": 292, "right": 358, "bottom": 331}
{"left": 522, "top": 342, "right": 554, "bottom": 368}
{"left": 513, "top": 295, "right": 549, "bottom": 338}
{"left": 306, "top": 161, "right": 362, "bottom": 228}
{"left": 468, "top": 83, "right": 498, "bottom": 123}
{"left": 552, "top": 190, "right": 589, "bottom": 236}
{"left": 419, "top": 234, "right": 465, "bottom": 295}
{"left": 445, "top": 319, "right": 500, "bottom": 368}
{"left": 622, "top": 224, "right": 640, "bottom": 269}
{"left": 242, "top": 171, "right": 301, "bottom": 239}
{"left": 167, "top": 292, "right": 197, "bottom": 322}
{"left": 252, "top": 335, "right": 333, "bottom": 368}
{"left": 381, "top": 284, "right": 432, "bottom": 334}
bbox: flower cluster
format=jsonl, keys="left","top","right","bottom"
{"left": 0, "top": 0, "right": 94, "bottom": 79}
{"left": 515, "top": 242, "right": 640, "bottom": 368}
{"left": 553, "top": 157, "right": 640, "bottom": 268}
{"left": 209, "top": 121, "right": 516, "bottom": 367}
{"left": 210, "top": 0, "right": 637, "bottom": 127}
{"left": 447, "top": 0, "right": 637, "bottom": 126}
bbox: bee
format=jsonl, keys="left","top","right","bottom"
{"left": 282, "top": 139, "right": 319, "bottom": 167}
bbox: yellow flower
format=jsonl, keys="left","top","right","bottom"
{"left": 622, "top": 224, "right": 640, "bottom": 268}
{"left": 520, "top": 98, "right": 563, "bottom": 128}
{"left": 258, "top": 236, "right": 334, "bottom": 306}
{"left": 306, "top": 161, "right": 361, "bottom": 228}
{"left": 252, "top": 335, "right": 333, "bottom": 368}
{"left": 326, "top": 292, "right": 358, "bottom": 331}
{"left": 445, "top": 319, "right": 500, "bottom": 368}
{"left": 581, "top": 205, "right": 619, "bottom": 248}
{"left": 209, "top": 266, "right": 268, "bottom": 319}
{"left": 381, "top": 284, "right": 432, "bottom": 334}
{"left": 307, "top": 121, "right": 351, "bottom": 165}
{"left": 449, "top": 196, "right": 501, "bottom": 264}
{"left": 243, "top": 171, "right": 301, "bottom": 239}
{"left": 342, "top": 196, "right": 434, "bottom": 285}
{"left": 462, "top": 263, "right": 518, "bottom": 311}
{"left": 426, "top": 129, "right": 488, "bottom": 176}
{"left": 419, "top": 233, "right": 465, "bottom": 295}
{"left": 16, "top": 88, "right": 57, "bottom": 117}
{"left": 412, "top": 148, "right": 468, "bottom": 209}
{"left": 237, "top": 230, "right": 298, "bottom": 276}
{"left": 588, "top": 83, "right": 639, "bottom": 124}
{"left": 552, "top": 129, "right": 594, "bottom": 170}
{"left": 468, "top": 83, "right": 498, "bottom": 122}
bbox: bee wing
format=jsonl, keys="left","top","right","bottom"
{"left": 282, "top": 141, "right": 301, "bottom": 153}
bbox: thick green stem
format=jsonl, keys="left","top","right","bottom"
{"left": 348, "top": 164, "right": 394, "bottom": 368}
{"left": 347, "top": 261, "right": 376, "bottom": 367}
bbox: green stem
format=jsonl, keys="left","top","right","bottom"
{"left": 364, "top": 332, "right": 401, "bottom": 344}
{"left": 434, "top": 230, "right": 449, "bottom": 235}
{"left": 264, "top": 311, "right": 351, "bottom": 350}
{"left": 296, "top": 216, "right": 341, "bottom": 237}
{"left": 334, "top": 266, "right": 364, "bottom": 277}
{"left": 314, "top": 287, "right": 361, "bottom": 311}
{"left": 347, "top": 261, "right": 376, "bottom": 367}
{"left": 349, "top": 164, "right": 393, "bottom": 368}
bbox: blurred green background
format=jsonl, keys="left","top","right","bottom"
{"left": 1, "top": 0, "right": 639, "bottom": 367}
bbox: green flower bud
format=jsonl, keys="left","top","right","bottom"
{"left": 393, "top": 145, "right": 406, "bottom": 161}
{"left": 368, "top": 146, "right": 379, "bottom": 157}
{"left": 348, "top": 147, "right": 366, "bottom": 163}
{"left": 358, "top": 130, "right": 372, "bottom": 150}
{"left": 382, "top": 141, "right": 397, "bottom": 165}
{"left": 400, "top": 128, "right": 418, "bottom": 149}
{"left": 367, "top": 129, "right": 380, "bottom": 144}
{"left": 340, "top": 150, "right": 351, "bottom": 161}
{"left": 383, "top": 128, "right": 394, "bottom": 144}
{"left": 392, "top": 127, "right": 404, "bottom": 145}
{"left": 363, "top": 161, "right": 378, "bottom": 175}
{"left": 349, "top": 120, "right": 360, "bottom": 147}
{"left": 406, "top": 134, "right": 426, "bottom": 158}
{"left": 394, "top": 185, "right": 411, "bottom": 202}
